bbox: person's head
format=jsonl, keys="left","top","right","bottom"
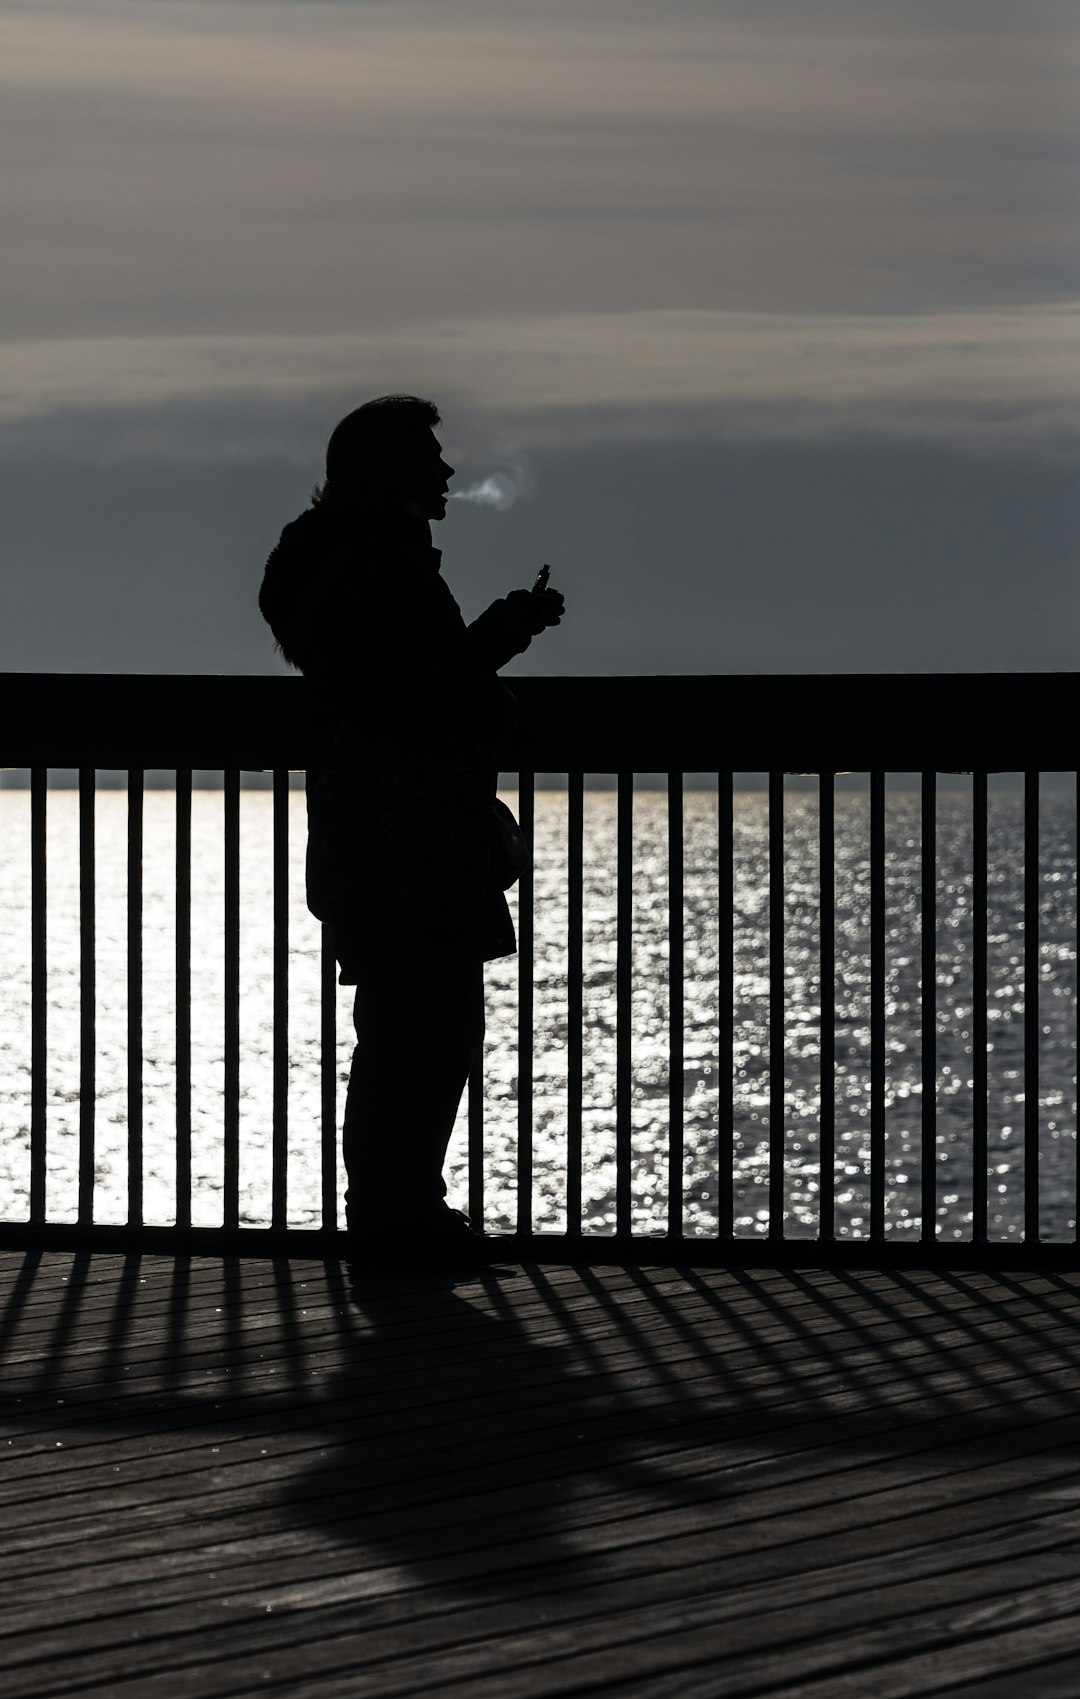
{"left": 317, "top": 395, "right": 454, "bottom": 520}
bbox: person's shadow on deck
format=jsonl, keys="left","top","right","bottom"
{"left": 277, "top": 1261, "right": 715, "bottom": 1602}
{"left": 276, "top": 1252, "right": 1080, "bottom": 1612}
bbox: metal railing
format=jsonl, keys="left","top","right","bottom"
{"left": 1, "top": 672, "right": 1077, "bottom": 1266}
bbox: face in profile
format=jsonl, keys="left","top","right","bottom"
{"left": 401, "top": 430, "right": 455, "bottom": 521}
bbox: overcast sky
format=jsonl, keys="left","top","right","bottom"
{"left": 2, "top": 0, "right": 1078, "bottom": 675}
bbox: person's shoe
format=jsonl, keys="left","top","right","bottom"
{"left": 432, "top": 1206, "right": 482, "bottom": 1241}
{"left": 347, "top": 1208, "right": 496, "bottom": 1272}
{"left": 418, "top": 1207, "right": 496, "bottom": 1269}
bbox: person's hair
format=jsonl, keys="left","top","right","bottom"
{"left": 313, "top": 394, "right": 441, "bottom": 504}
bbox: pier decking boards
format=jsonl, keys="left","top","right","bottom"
{"left": 2, "top": 1255, "right": 1080, "bottom": 1697}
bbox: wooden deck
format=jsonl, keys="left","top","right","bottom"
{"left": 3, "top": 1253, "right": 1080, "bottom": 1698}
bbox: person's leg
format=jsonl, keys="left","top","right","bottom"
{"left": 343, "top": 951, "right": 484, "bottom": 1236}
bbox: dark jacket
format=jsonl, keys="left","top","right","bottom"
{"left": 259, "top": 498, "right": 535, "bottom": 969}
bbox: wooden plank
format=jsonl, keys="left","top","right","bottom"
{"left": 6, "top": 1457, "right": 1080, "bottom": 1699}
{"left": 9, "top": 1257, "right": 1074, "bottom": 1384}
{"left": 8, "top": 1310, "right": 1080, "bottom": 1546}
{"left": 616, "top": 1612, "right": 1080, "bottom": 1699}
{"left": 3, "top": 1336, "right": 1074, "bottom": 1530}
{"left": 5, "top": 1278, "right": 1079, "bottom": 1476}
{"left": 6, "top": 1385, "right": 1080, "bottom": 1633}
{"left": 8, "top": 1399, "right": 1080, "bottom": 1610}
{"left": 4, "top": 1446, "right": 1080, "bottom": 1692}
{"left": 919, "top": 1651, "right": 1080, "bottom": 1698}
{"left": 4, "top": 1263, "right": 1077, "bottom": 1400}
{"left": 6, "top": 1285, "right": 1078, "bottom": 1498}
{"left": 2, "top": 1252, "right": 1072, "bottom": 1358}
{"left": 4, "top": 1265, "right": 1079, "bottom": 1473}
{"left": 7, "top": 1301, "right": 1077, "bottom": 1527}
{"left": 11, "top": 1453, "right": 1080, "bottom": 1699}
{"left": 7, "top": 1436, "right": 1079, "bottom": 1657}
{"left": 10, "top": 1535, "right": 1080, "bottom": 1699}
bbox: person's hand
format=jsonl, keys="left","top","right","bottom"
{"left": 506, "top": 585, "right": 565, "bottom": 635}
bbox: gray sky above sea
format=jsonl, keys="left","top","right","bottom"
{"left": 1, "top": 0, "right": 1078, "bottom": 679}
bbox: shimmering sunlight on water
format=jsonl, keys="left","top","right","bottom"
{"left": 0, "top": 784, "right": 1075, "bottom": 1240}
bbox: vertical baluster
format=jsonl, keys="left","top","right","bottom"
{"left": 668, "top": 772, "right": 684, "bottom": 1239}
{"left": 223, "top": 769, "right": 240, "bottom": 1230}
{"left": 320, "top": 926, "right": 338, "bottom": 1231}
{"left": 768, "top": 772, "right": 784, "bottom": 1239}
{"left": 870, "top": 770, "right": 886, "bottom": 1243}
{"left": 566, "top": 771, "right": 584, "bottom": 1238}
{"left": 30, "top": 768, "right": 47, "bottom": 1226}
{"left": 1024, "top": 770, "right": 1040, "bottom": 1243}
{"left": 516, "top": 772, "right": 535, "bottom": 1237}
{"left": 467, "top": 1017, "right": 485, "bottom": 1231}
{"left": 467, "top": 775, "right": 489, "bottom": 1229}
{"left": 127, "top": 770, "right": 144, "bottom": 1227}
{"left": 616, "top": 771, "right": 633, "bottom": 1237}
{"left": 921, "top": 771, "right": 937, "bottom": 1244}
{"left": 819, "top": 773, "right": 836, "bottom": 1242}
{"left": 271, "top": 770, "right": 289, "bottom": 1230}
{"left": 972, "top": 772, "right": 988, "bottom": 1244}
{"left": 175, "top": 770, "right": 192, "bottom": 1229}
{"left": 78, "top": 769, "right": 95, "bottom": 1225}
{"left": 718, "top": 771, "right": 734, "bottom": 1239}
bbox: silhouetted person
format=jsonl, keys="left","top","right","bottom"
{"left": 259, "top": 396, "right": 564, "bottom": 1265}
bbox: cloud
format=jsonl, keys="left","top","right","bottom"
{"left": 1, "top": 0, "right": 1078, "bottom": 343}
{"left": 5, "top": 1, "right": 1075, "bottom": 138}
{"left": 2, "top": 305, "right": 1078, "bottom": 459}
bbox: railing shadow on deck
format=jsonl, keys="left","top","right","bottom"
{"left": 1, "top": 672, "right": 1077, "bottom": 1272}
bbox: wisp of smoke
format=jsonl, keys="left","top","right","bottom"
{"left": 448, "top": 468, "right": 528, "bottom": 511}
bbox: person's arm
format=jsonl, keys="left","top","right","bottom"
{"left": 466, "top": 587, "right": 565, "bottom": 672}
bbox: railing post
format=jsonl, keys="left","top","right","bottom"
{"left": 1024, "top": 771, "right": 1040, "bottom": 1242}
{"left": 516, "top": 771, "right": 535, "bottom": 1237}
{"left": 223, "top": 769, "right": 240, "bottom": 1229}
{"left": 870, "top": 770, "right": 886, "bottom": 1243}
{"left": 467, "top": 1024, "right": 485, "bottom": 1231}
{"left": 972, "top": 772, "right": 988, "bottom": 1244}
{"left": 566, "top": 771, "right": 584, "bottom": 1238}
{"left": 29, "top": 768, "right": 47, "bottom": 1226}
{"left": 175, "top": 771, "right": 192, "bottom": 1229}
{"left": 78, "top": 769, "right": 96, "bottom": 1226}
{"left": 320, "top": 925, "right": 338, "bottom": 1231}
{"left": 718, "top": 771, "right": 733, "bottom": 1240}
{"left": 668, "top": 772, "right": 684, "bottom": 1239}
{"left": 271, "top": 769, "right": 289, "bottom": 1230}
{"left": 127, "top": 769, "right": 144, "bottom": 1227}
{"left": 768, "top": 772, "right": 784, "bottom": 1239}
{"left": 616, "top": 771, "right": 633, "bottom": 1237}
{"left": 818, "top": 773, "right": 835, "bottom": 1242}
{"left": 921, "top": 771, "right": 937, "bottom": 1245}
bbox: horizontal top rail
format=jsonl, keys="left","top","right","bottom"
{"left": 1, "top": 671, "right": 1077, "bottom": 771}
